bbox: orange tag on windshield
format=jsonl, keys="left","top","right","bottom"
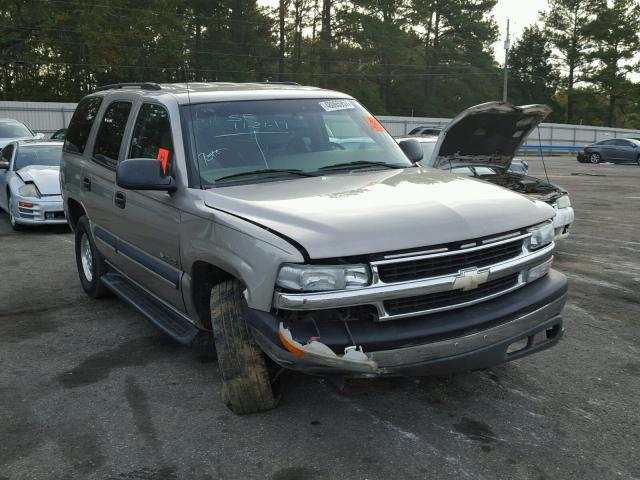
{"left": 363, "top": 115, "right": 385, "bottom": 132}
{"left": 157, "top": 148, "right": 170, "bottom": 174}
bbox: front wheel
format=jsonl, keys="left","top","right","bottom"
{"left": 74, "top": 216, "right": 110, "bottom": 298}
{"left": 8, "top": 194, "right": 24, "bottom": 231}
{"left": 210, "top": 279, "right": 278, "bottom": 414}
{"left": 590, "top": 153, "right": 602, "bottom": 164}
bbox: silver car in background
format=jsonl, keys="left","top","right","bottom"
{"left": 0, "top": 140, "right": 66, "bottom": 230}
{"left": 0, "top": 118, "right": 41, "bottom": 149}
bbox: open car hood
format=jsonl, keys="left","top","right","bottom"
{"left": 16, "top": 165, "right": 61, "bottom": 196}
{"left": 430, "top": 102, "right": 551, "bottom": 169}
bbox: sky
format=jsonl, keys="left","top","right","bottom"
{"left": 257, "top": 0, "right": 551, "bottom": 64}
{"left": 493, "top": 0, "right": 550, "bottom": 64}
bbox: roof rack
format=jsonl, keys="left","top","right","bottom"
{"left": 94, "top": 82, "right": 162, "bottom": 92}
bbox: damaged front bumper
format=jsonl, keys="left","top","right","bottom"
{"left": 247, "top": 270, "right": 568, "bottom": 377}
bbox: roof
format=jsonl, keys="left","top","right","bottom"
{"left": 0, "top": 118, "right": 27, "bottom": 124}
{"left": 396, "top": 136, "right": 438, "bottom": 143}
{"left": 90, "top": 82, "right": 353, "bottom": 104}
{"left": 15, "top": 139, "right": 63, "bottom": 147}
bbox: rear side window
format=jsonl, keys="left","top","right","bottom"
{"left": 64, "top": 97, "right": 103, "bottom": 154}
{"left": 93, "top": 101, "right": 132, "bottom": 169}
{"left": 129, "top": 103, "right": 174, "bottom": 175}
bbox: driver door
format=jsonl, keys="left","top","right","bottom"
{"left": 0, "top": 144, "right": 15, "bottom": 210}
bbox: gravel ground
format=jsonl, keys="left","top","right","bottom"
{"left": 1, "top": 156, "right": 639, "bottom": 480}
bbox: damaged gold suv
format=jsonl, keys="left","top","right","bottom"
{"left": 61, "top": 82, "right": 567, "bottom": 414}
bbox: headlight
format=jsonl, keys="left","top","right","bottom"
{"left": 527, "top": 221, "right": 554, "bottom": 250}
{"left": 525, "top": 256, "right": 554, "bottom": 283}
{"left": 18, "top": 183, "right": 41, "bottom": 198}
{"left": 555, "top": 195, "right": 571, "bottom": 209}
{"left": 277, "top": 264, "right": 370, "bottom": 292}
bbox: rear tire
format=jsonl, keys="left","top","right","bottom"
{"left": 74, "top": 216, "right": 110, "bottom": 298}
{"left": 210, "top": 279, "right": 277, "bottom": 414}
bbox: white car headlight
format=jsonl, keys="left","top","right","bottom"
{"left": 277, "top": 264, "right": 371, "bottom": 292}
{"left": 18, "top": 183, "right": 41, "bottom": 198}
{"left": 555, "top": 195, "right": 571, "bottom": 209}
{"left": 527, "top": 221, "right": 554, "bottom": 250}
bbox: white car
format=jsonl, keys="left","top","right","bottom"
{"left": 0, "top": 118, "right": 42, "bottom": 149}
{"left": 0, "top": 140, "right": 66, "bottom": 230}
{"left": 398, "top": 102, "right": 575, "bottom": 240}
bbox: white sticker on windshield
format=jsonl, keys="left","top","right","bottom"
{"left": 319, "top": 100, "right": 354, "bottom": 112}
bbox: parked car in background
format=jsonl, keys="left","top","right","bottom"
{"left": 408, "top": 126, "right": 442, "bottom": 136}
{"left": 577, "top": 138, "right": 640, "bottom": 164}
{"left": 400, "top": 102, "right": 575, "bottom": 240}
{"left": 61, "top": 83, "right": 567, "bottom": 414}
{"left": 0, "top": 140, "right": 66, "bottom": 230}
{"left": 50, "top": 128, "right": 67, "bottom": 140}
{"left": 0, "top": 118, "right": 42, "bottom": 149}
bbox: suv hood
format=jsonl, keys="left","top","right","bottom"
{"left": 430, "top": 102, "right": 551, "bottom": 169}
{"left": 204, "top": 167, "right": 554, "bottom": 259}
{"left": 16, "top": 165, "right": 61, "bottom": 196}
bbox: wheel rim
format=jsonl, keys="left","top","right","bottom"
{"left": 591, "top": 154, "right": 600, "bottom": 163}
{"left": 80, "top": 233, "right": 94, "bottom": 282}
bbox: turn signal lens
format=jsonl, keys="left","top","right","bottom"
{"left": 18, "top": 201, "right": 33, "bottom": 207}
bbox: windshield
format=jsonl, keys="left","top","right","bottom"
{"left": 419, "top": 142, "right": 437, "bottom": 165}
{"left": 15, "top": 145, "right": 62, "bottom": 169}
{"left": 0, "top": 122, "right": 34, "bottom": 139}
{"left": 183, "top": 99, "right": 411, "bottom": 186}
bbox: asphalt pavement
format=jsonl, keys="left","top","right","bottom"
{"left": 1, "top": 156, "right": 639, "bottom": 480}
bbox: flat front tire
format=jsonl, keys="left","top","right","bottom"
{"left": 210, "top": 280, "right": 277, "bottom": 414}
{"left": 75, "top": 216, "right": 109, "bottom": 298}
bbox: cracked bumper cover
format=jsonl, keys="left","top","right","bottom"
{"left": 246, "top": 270, "right": 568, "bottom": 376}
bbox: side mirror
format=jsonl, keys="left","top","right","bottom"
{"left": 398, "top": 139, "right": 424, "bottom": 163}
{"left": 0, "top": 160, "right": 9, "bottom": 170}
{"left": 116, "top": 158, "right": 176, "bottom": 192}
{"left": 34, "top": 133, "right": 46, "bottom": 139}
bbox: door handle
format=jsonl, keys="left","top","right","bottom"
{"left": 114, "top": 191, "right": 126, "bottom": 209}
{"left": 82, "top": 177, "right": 91, "bottom": 191}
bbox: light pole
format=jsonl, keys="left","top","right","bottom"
{"left": 502, "top": 19, "right": 510, "bottom": 103}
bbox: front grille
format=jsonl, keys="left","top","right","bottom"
{"left": 378, "top": 239, "right": 523, "bottom": 283}
{"left": 384, "top": 273, "right": 520, "bottom": 316}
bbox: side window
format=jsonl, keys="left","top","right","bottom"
{"left": 614, "top": 139, "right": 631, "bottom": 147}
{"left": 600, "top": 139, "right": 616, "bottom": 146}
{"left": 1, "top": 144, "right": 14, "bottom": 164}
{"left": 129, "top": 103, "right": 174, "bottom": 175}
{"left": 92, "top": 101, "right": 132, "bottom": 169}
{"left": 64, "top": 97, "right": 103, "bottom": 154}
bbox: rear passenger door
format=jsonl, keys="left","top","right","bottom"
{"left": 109, "top": 103, "right": 185, "bottom": 312}
{"left": 83, "top": 100, "right": 132, "bottom": 264}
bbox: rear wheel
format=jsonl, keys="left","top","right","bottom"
{"left": 210, "top": 279, "right": 278, "bottom": 414}
{"left": 74, "top": 215, "right": 110, "bottom": 298}
{"left": 590, "top": 152, "right": 602, "bottom": 164}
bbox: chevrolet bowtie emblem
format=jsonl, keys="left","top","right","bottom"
{"left": 452, "top": 268, "right": 490, "bottom": 291}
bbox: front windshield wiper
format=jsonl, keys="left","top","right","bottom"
{"left": 214, "top": 168, "right": 317, "bottom": 183}
{"left": 318, "top": 160, "right": 407, "bottom": 171}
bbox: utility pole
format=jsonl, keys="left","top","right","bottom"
{"left": 502, "top": 19, "right": 510, "bottom": 103}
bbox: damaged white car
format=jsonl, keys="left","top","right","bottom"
{"left": 398, "top": 102, "right": 575, "bottom": 239}
{"left": 0, "top": 140, "right": 67, "bottom": 230}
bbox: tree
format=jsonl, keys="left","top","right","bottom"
{"left": 541, "top": 0, "right": 593, "bottom": 124}
{"left": 584, "top": 0, "right": 640, "bottom": 127}
{"left": 508, "top": 26, "right": 560, "bottom": 114}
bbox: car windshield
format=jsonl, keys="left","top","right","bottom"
{"left": 419, "top": 142, "right": 437, "bottom": 165}
{"left": 0, "top": 122, "right": 34, "bottom": 139}
{"left": 183, "top": 99, "right": 412, "bottom": 186}
{"left": 14, "top": 145, "right": 62, "bottom": 169}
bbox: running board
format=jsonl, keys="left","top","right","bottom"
{"left": 101, "top": 272, "right": 199, "bottom": 345}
